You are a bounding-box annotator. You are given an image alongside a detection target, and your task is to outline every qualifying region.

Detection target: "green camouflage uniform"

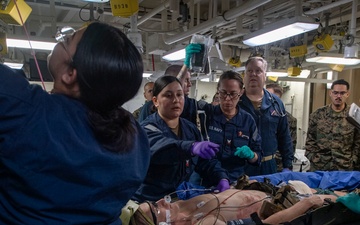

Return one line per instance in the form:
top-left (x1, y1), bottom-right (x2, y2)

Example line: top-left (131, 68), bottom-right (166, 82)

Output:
top-left (132, 105), bottom-right (144, 120)
top-left (276, 111), bottom-right (297, 171)
top-left (305, 104), bottom-right (360, 171)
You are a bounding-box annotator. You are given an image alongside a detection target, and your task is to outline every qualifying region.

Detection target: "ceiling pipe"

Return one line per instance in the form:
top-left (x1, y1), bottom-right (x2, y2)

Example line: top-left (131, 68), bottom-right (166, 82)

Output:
top-left (164, 0), bottom-right (271, 45)
top-left (305, 0), bottom-right (353, 15)
top-left (197, 1), bottom-right (200, 26)
top-left (349, 0), bottom-right (357, 36)
top-left (218, 0), bottom-right (293, 44)
top-left (26, 1), bottom-right (114, 16)
top-left (278, 77), bottom-right (335, 83)
top-left (49, 0), bottom-right (56, 36)
top-left (137, 0), bottom-right (170, 26)
top-left (138, 0), bottom-right (202, 26)
top-left (188, 0), bottom-right (194, 27)
top-left (343, 0), bottom-right (358, 58)
top-left (218, 31), bottom-right (248, 43)
top-left (221, 41), bottom-right (248, 48)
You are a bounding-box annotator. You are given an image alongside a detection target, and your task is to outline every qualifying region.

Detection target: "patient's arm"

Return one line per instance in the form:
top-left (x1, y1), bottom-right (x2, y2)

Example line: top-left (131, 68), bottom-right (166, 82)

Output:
top-left (195, 215), bottom-right (226, 225)
top-left (263, 195), bottom-right (323, 225)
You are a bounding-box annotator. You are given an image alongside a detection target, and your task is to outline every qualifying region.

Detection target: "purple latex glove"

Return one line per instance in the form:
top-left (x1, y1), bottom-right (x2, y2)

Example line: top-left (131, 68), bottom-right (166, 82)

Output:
top-left (191, 141), bottom-right (219, 159)
top-left (216, 179), bottom-right (230, 192)
top-left (282, 168), bottom-right (292, 173)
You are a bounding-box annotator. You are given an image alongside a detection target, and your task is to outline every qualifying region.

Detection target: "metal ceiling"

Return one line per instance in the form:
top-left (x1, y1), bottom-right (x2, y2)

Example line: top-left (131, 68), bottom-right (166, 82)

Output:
top-left (1, 0), bottom-right (359, 76)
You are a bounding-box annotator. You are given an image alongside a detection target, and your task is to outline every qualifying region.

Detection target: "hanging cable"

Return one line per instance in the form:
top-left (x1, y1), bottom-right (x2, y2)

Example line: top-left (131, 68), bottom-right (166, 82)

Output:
top-left (12, 0), bottom-right (46, 90)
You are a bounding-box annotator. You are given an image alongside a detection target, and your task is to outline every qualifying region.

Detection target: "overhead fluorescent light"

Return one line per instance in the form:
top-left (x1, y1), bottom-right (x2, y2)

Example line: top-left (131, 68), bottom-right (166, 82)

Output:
top-left (306, 52), bottom-right (360, 65)
top-left (200, 77), bottom-right (219, 82)
top-left (266, 69), bottom-right (288, 77)
top-left (234, 66), bottom-right (245, 72)
top-left (327, 71), bottom-right (333, 89)
top-left (3, 62), bottom-right (23, 69)
top-left (82, 0), bottom-right (109, 2)
top-left (143, 72), bottom-right (152, 78)
top-left (162, 48), bottom-right (185, 61)
top-left (7, 38), bottom-right (56, 51)
top-left (299, 69), bottom-right (311, 78)
top-left (243, 16), bottom-right (319, 46)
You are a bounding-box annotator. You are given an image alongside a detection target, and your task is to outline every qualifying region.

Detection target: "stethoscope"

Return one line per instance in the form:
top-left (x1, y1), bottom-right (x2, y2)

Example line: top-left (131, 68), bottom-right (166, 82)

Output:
top-left (265, 89), bottom-right (287, 118)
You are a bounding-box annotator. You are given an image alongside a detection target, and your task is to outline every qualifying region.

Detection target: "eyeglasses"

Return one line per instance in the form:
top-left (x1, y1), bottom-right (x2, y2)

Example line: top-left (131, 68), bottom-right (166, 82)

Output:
top-left (55, 26), bottom-right (75, 63)
top-left (331, 91), bottom-right (348, 96)
top-left (218, 91), bottom-right (241, 100)
top-left (55, 26), bottom-right (76, 42)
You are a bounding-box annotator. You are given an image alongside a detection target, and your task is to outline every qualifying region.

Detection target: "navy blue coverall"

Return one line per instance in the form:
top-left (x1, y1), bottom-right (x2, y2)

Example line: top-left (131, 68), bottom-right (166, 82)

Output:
top-left (196, 104), bottom-right (263, 186)
top-left (239, 89), bottom-right (293, 176)
top-left (132, 112), bottom-right (202, 202)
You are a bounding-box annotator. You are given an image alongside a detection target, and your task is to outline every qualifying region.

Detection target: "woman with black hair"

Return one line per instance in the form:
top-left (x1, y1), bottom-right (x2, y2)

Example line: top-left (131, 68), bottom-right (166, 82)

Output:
top-left (133, 76), bottom-right (219, 202)
top-left (0, 22), bottom-right (150, 224)
top-left (179, 45), bottom-right (263, 192)
top-left (195, 70), bottom-right (263, 192)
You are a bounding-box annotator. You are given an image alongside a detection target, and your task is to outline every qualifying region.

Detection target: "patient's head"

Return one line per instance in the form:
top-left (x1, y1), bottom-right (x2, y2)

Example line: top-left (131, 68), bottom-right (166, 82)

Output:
top-left (132, 199), bottom-right (173, 225)
top-left (131, 207), bottom-right (153, 225)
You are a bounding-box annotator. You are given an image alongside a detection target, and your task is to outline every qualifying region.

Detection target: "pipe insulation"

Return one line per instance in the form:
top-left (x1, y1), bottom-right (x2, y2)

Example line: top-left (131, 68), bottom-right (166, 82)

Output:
top-left (305, 0), bottom-right (353, 15)
top-left (163, 0), bottom-right (271, 45)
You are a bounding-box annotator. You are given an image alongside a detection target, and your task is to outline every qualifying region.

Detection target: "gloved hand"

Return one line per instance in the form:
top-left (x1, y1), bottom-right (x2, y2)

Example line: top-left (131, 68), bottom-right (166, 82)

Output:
top-left (216, 179), bottom-right (230, 192)
top-left (184, 43), bottom-right (202, 68)
top-left (234, 145), bottom-right (255, 159)
top-left (282, 168), bottom-right (292, 173)
top-left (191, 141), bottom-right (219, 159)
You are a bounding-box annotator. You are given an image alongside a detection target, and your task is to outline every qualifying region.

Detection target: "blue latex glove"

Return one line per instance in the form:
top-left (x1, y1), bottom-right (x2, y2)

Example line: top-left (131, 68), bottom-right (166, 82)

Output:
top-left (215, 179), bottom-right (230, 192)
top-left (191, 141), bottom-right (219, 159)
top-left (184, 43), bottom-right (202, 68)
top-left (234, 145), bottom-right (255, 159)
top-left (282, 168), bottom-right (292, 173)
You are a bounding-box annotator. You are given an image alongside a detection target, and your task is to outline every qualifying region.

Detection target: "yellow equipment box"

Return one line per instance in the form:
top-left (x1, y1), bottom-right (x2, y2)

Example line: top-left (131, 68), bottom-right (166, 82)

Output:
top-left (289, 45), bottom-right (307, 58)
top-left (313, 34), bottom-right (334, 52)
top-left (287, 67), bottom-right (301, 76)
top-left (111, 0), bottom-right (139, 17)
top-left (267, 76), bottom-right (279, 82)
top-left (228, 56), bottom-right (241, 67)
top-left (329, 64), bottom-right (344, 72)
top-left (0, 0), bottom-right (32, 25)
top-left (0, 32), bottom-right (7, 55)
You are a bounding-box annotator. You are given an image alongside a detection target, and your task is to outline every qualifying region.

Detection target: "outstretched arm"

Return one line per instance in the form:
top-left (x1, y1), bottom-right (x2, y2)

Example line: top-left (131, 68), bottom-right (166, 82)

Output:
top-left (263, 195), bottom-right (324, 225)
top-left (177, 44), bottom-right (202, 82)
top-left (177, 65), bottom-right (189, 84)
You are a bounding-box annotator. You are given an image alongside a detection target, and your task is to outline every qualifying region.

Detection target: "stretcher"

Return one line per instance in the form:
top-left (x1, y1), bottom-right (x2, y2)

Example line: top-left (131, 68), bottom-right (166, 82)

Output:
top-left (246, 171), bottom-right (360, 225)
top-left (249, 171), bottom-right (360, 191)
top-left (175, 171), bottom-right (360, 225)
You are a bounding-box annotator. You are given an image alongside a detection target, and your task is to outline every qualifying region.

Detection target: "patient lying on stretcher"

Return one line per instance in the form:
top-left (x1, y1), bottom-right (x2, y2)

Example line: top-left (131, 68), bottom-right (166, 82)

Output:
top-left (125, 185), bottom-right (343, 225)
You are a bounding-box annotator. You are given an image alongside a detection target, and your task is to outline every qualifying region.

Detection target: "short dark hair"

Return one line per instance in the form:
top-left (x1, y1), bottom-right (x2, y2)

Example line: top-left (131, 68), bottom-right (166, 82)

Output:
top-left (217, 70), bottom-right (244, 90)
top-left (266, 83), bottom-right (283, 97)
top-left (212, 92), bottom-right (219, 101)
top-left (144, 81), bottom-right (154, 90)
top-left (153, 75), bottom-right (182, 97)
top-left (164, 65), bottom-right (182, 77)
top-left (331, 79), bottom-right (349, 90)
